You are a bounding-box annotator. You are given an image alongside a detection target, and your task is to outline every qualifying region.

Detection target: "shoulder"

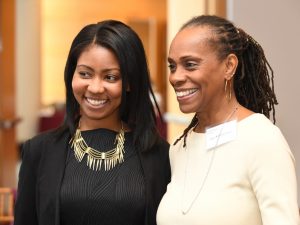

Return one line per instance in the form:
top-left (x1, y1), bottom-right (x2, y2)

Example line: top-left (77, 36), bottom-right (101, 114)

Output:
top-left (146, 137), bottom-right (170, 157)
top-left (21, 128), bottom-right (69, 163)
top-left (155, 137), bottom-right (170, 150)
top-left (239, 113), bottom-right (287, 141)
top-left (23, 128), bottom-right (68, 150)
top-left (140, 137), bottom-right (170, 164)
top-left (140, 137), bottom-right (171, 184)
top-left (238, 113), bottom-right (294, 161)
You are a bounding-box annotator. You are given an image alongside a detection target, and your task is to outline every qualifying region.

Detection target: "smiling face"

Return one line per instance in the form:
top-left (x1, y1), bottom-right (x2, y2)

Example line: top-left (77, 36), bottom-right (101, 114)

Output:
top-left (72, 44), bottom-right (122, 129)
top-left (168, 25), bottom-right (228, 115)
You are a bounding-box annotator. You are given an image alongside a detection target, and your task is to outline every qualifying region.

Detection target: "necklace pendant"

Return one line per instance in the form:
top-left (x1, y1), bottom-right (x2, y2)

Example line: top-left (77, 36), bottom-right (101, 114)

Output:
top-left (85, 147), bottom-right (90, 153)
top-left (70, 123), bottom-right (125, 171)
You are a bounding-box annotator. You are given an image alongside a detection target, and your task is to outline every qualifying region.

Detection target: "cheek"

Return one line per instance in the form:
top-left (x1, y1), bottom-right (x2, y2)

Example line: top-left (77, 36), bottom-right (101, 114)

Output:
top-left (168, 74), bottom-right (173, 85)
top-left (72, 76), bottom-right (83, 93)
top-left (169, 73), bottom-right (176, 86)
top-left (71, 76), bottom-right (83, 100)
top-left (113, 83), bottom-right (123, 99)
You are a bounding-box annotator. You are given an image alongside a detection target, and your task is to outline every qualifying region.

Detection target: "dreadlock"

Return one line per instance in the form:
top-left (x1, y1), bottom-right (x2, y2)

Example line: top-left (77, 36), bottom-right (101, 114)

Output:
top-left (173, 114), bottom-right (198, 147)
top-left (174, 15), bottom-right (278, 147)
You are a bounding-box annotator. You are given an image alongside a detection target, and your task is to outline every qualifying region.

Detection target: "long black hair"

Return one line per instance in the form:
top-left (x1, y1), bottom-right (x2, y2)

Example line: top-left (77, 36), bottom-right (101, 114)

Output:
top-left (173, 15), bottom-right (278, 147)
top-left (63, 20), bottom-right (162, 151)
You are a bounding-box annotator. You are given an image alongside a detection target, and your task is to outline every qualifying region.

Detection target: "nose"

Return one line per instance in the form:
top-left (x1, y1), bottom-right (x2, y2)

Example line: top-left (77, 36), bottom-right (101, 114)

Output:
top-left (87, 77), bottom-right (105, 93)
top-left (169, 68), bottom-right (186, 88)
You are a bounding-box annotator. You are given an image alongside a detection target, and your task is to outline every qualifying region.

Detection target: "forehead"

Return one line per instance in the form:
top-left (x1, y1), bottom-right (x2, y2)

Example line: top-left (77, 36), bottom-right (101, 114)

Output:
top-left (169, 26), bottom-right (215, 58)
top-left (78, 44), bottom-right (119, 64)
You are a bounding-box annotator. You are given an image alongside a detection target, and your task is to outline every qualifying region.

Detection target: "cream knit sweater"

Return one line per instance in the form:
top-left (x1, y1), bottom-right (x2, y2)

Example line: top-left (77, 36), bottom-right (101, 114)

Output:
top-left (157, 114), bottom-right (299, 225)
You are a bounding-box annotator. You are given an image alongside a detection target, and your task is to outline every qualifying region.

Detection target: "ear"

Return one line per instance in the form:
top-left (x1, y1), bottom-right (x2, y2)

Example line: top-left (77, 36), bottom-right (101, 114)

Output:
top-left (224, 53), bottom-right (238, 80)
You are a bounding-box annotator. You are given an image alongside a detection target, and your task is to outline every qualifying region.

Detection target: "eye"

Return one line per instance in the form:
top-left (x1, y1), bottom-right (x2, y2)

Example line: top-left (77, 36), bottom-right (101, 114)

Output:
top-left (78, 71), bottom-right (91, 78)
top-left (168, 63), bottom-right (176, 73)
top-left (105, 74), bottom-right (119, 82)
top-left (184, 61), bottom-right (197, 70)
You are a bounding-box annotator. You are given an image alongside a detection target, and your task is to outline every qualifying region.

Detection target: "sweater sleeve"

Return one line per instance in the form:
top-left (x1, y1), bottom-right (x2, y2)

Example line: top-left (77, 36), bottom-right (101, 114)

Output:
top-left (248, 126), bottom-right (299, 225)
top-left (14, 139), bottom-right (39, 225)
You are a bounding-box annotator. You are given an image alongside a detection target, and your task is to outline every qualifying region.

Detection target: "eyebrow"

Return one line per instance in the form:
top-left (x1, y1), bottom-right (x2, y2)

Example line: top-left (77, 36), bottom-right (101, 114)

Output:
top-left (168, 55), bottom-right (202, 63)
top-left (167, 57), bottom-right (174, 63)
top-left (76, 64), bottom-right (120, 73)
top-left (76, 64), bottom-right (94, 71)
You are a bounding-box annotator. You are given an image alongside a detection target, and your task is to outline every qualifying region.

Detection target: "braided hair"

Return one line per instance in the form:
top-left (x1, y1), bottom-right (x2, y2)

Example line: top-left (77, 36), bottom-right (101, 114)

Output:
top-left (173, 15), bottom-right (278, 147)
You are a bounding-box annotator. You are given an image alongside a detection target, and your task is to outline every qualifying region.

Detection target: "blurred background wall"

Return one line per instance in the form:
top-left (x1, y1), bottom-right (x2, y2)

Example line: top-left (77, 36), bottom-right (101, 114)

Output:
top-left (228, 0), bottom-right (300, 203)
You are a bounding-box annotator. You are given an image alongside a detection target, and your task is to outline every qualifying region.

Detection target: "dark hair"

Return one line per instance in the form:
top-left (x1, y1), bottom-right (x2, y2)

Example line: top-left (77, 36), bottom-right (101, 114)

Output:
top-left (174, 15), bottom-right (278, 147)
top-left (63, 20), bottom-right (162, 151)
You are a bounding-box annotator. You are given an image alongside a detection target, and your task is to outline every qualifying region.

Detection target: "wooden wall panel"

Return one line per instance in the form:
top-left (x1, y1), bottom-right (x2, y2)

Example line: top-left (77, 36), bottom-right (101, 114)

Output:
top-left (0, 0), bottom-right (18, 188)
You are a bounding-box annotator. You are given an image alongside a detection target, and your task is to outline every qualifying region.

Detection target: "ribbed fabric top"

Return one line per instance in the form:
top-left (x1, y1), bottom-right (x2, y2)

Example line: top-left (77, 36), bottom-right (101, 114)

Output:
top-left (60, 128), bottom-right (145, 225)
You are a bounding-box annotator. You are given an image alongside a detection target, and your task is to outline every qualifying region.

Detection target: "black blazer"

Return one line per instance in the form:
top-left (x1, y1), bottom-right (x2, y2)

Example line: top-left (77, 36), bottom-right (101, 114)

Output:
top-left (14, 128), bottom-right (170, 225)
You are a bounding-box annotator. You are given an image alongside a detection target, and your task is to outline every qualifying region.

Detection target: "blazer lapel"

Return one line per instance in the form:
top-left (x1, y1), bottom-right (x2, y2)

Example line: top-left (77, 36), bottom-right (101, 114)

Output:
top-left (37, 132), bottom-right (69, 225)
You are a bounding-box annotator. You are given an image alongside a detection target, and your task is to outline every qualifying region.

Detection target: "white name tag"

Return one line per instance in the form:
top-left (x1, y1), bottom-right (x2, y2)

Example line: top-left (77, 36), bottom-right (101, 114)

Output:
top-left (205, 120), bottom-right (237, 150)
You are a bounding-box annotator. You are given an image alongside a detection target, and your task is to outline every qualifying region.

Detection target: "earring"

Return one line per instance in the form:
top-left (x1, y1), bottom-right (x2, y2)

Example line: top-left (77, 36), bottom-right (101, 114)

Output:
top-left (224, 79), bottom-right (228, 93)
top-left (224, 79), bottom-right (232, 102)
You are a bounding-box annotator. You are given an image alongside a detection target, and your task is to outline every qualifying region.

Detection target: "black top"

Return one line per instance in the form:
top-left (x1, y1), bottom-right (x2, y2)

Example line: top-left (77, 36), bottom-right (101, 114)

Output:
top-left (60, 129), bottom-right (145, 225)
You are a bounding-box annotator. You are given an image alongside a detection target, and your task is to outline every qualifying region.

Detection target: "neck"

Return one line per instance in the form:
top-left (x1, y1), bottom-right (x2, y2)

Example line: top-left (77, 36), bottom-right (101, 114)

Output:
top-left (195, 100), bottom-right (239, 132)
top-left (79, 117), bottom-right (122, 132)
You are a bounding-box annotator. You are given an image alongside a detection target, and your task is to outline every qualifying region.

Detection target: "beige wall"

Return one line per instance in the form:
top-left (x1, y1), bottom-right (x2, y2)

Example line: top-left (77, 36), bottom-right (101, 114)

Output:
top-left (228, 0), bottom-right (300, 205)
top-left (16, 0), bottom-right (41, 142)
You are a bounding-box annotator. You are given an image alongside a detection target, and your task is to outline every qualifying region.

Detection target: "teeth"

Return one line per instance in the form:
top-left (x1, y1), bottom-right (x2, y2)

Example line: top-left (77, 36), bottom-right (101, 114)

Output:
top-left (176, 89), bottom-right (197, 97)
top-left (86, 98), bottom-right (107, 106)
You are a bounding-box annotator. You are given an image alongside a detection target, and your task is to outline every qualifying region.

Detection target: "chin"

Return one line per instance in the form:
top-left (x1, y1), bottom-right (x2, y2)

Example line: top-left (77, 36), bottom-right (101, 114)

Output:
top-left (179, 106), bottom-right (194, 114)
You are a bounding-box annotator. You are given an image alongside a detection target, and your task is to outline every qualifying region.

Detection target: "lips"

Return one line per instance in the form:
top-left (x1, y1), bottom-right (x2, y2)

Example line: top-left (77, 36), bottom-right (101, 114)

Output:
top-left (175, 88), bottom-right (198, 98)
top-left (85, 97), bottom-right (108, 106)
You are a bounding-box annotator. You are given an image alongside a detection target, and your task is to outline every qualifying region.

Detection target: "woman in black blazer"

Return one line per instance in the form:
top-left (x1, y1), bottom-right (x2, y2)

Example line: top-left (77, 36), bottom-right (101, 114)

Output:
top-left (14, 20), bottom-right (170, 225)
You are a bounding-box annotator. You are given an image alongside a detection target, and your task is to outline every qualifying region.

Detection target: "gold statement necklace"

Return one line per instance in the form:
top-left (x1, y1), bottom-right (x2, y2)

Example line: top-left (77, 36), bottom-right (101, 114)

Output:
top-left (70, 122), bottom-right (125, 171)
